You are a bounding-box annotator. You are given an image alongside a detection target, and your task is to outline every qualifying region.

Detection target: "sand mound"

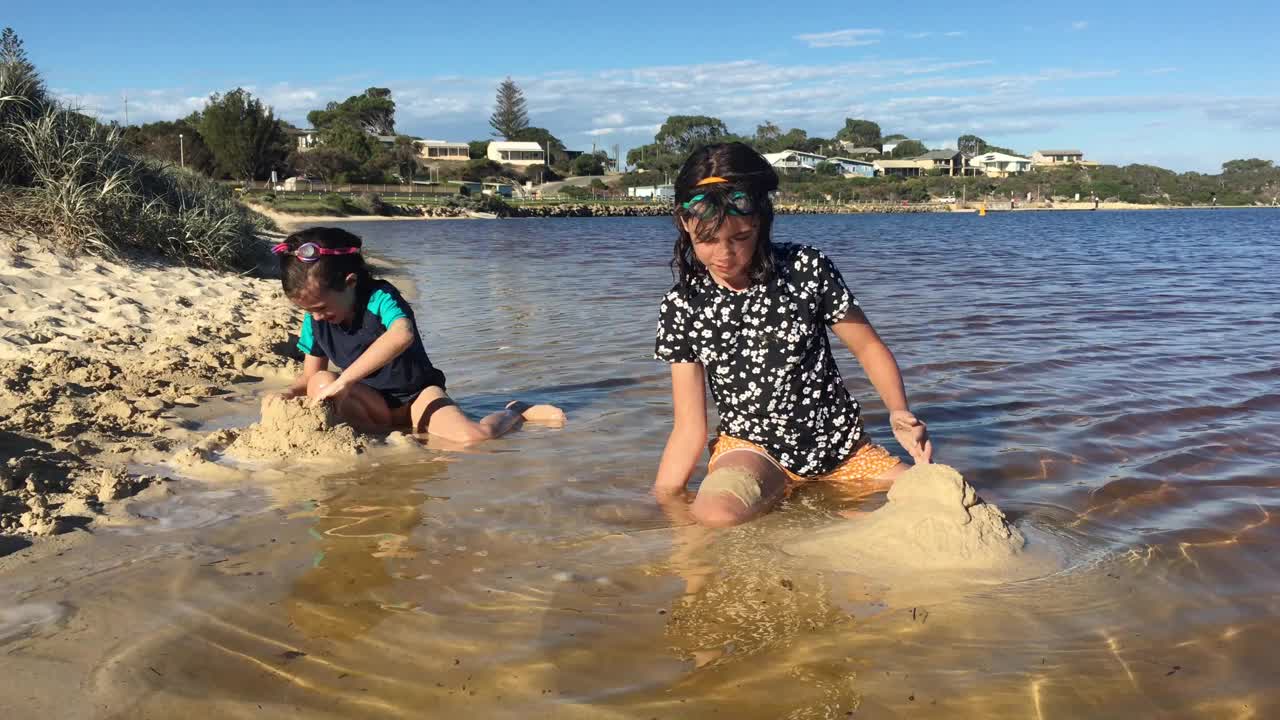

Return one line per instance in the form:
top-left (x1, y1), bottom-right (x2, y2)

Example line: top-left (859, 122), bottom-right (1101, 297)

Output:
top-left (0, 245), bottom-right (297, 543)
top-left (224, 396), bottom-right (366, 460)
top-left (783, 464), bottom-right (1029, 574)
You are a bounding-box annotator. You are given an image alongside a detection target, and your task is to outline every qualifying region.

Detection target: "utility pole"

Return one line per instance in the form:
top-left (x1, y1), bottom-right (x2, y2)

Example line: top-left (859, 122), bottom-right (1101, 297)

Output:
top-left (123, 93), bottom-right (128, 126)
top-left (179, 133), bottom-right (185, 168)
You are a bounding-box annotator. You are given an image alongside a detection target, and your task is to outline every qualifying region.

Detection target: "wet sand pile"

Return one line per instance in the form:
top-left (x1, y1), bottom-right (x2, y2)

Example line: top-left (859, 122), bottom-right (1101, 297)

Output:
top-left (178, 395), bottom-right (366, 465)
top-left (0, 246), bottom-right (297, 540)
top-left (783, 464), bottom-right (1031, 575)
top-left (229, 395), bottom-right (365, 459)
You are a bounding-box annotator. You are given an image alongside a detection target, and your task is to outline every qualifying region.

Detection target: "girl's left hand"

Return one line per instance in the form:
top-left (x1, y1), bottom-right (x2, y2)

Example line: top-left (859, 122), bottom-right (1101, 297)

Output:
top-left (890, 410), bottom-right (933, 464)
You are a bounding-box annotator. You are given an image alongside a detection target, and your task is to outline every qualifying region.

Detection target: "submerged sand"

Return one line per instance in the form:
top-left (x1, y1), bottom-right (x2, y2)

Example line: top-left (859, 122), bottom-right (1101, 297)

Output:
top-left (783, 464), bottom-right (1054, 582)
top-left (0, 245), bottom-right (297, 540)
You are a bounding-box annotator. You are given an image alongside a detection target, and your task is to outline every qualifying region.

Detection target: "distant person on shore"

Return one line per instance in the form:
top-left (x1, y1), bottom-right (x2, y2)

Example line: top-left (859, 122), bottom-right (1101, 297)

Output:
top-left (652, 142), bottom-right (932, 528)
top-left (269, 226), bottom-right (565, 441)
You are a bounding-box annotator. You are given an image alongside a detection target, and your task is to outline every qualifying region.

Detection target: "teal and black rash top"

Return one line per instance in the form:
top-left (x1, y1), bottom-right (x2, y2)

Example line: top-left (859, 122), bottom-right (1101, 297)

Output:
top-left (296, 280), bottom-right (446, 401)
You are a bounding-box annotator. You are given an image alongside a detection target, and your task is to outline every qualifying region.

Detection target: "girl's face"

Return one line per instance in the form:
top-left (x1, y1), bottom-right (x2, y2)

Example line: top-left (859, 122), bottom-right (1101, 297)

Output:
top-left (291, 273), bottom-right (358, 324)
top-left (681, 214), bottom-right (759, 290)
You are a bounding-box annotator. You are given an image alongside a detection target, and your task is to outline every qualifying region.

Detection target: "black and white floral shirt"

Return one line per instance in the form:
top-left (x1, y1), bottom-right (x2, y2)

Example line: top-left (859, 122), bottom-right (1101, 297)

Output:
top-left (655, 243), bottom-right (864, 476)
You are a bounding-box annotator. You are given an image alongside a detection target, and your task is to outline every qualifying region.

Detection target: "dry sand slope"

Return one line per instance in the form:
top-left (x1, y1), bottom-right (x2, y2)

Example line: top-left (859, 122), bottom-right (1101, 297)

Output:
top-left (0, 245), bottom-right (298, 541)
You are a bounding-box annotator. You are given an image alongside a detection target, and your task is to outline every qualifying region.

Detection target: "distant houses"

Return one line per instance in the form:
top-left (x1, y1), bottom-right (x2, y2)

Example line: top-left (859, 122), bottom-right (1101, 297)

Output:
top-left (762, 149), bottom-right (827, 172)
top-left (1031, 149), bottom-right (1098, 167)
top-left (760, 142), bottom-right (1096, 180)
top-left (873, 159), bottom-right (925, 178)
top-left (418, 140), bottom-right (470, 161)
top-left (914, 149), bottom-right (966, 176)
top-left (628, 184), bottom-right (675, 200)
top-left (487, 140), bottom-right (546, 166)
top-left (971, 151), bottom-right (1033, 177)
top-left (826, 157), bottom-right (876, 178)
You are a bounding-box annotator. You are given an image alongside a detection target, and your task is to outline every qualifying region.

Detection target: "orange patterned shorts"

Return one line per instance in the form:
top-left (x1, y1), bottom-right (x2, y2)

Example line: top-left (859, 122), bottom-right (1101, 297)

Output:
top-left (709, 435), bottom-right (902, 495)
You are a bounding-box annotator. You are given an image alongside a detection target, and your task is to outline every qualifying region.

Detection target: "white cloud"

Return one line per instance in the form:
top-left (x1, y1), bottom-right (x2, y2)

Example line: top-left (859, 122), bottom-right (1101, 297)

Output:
top-left (794, 29), bottom-right (883, 48)
top-left (944, 31), bottom-right (967, 37)
top-left (1145, 67), bottom-right (1179, 75)
top-left (1071, 20), bottom-right (1089, 31)
top-left (592, 111), bottom-right (626, 126)
top-left (906, 32), bottom-right (933, 39)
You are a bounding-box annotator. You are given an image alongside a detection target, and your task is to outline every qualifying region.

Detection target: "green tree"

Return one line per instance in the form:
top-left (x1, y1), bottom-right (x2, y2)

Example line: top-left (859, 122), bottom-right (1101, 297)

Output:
top-left (468, 140), bottom-right (488, 159)
top-left (571, 151), bottom-right (606, 176)
top-left (198, 88), bottom-right (289, 181)
top-left (489, 77), bottom-right (529, 139)
top-left (121, 119), bottom-right (217, 175)
top-left (835, 118), bottom-right (882, 149)
top-left (654, 115), bottom-right (729, 155)
top-left (390, 135), bottom-right (419, 182)
top-left (755, 121), bottom-right (782, 146)
top-left (957, 134), bottom-right (988, 156)
top-left (319, 121), bottom-right (378, 166)
top-left (883, 133), bottom-right (908, 143)
top-left (296, 146), bottom-right (360, 186)
top-left (307, 87), bottom-right (396, 135)
top-left (890, 140), bottom-right (928, 159)
top-left (1222, 158), bottom-right (1274, 174)
top-left (815, 161), bottom-right (841, 176)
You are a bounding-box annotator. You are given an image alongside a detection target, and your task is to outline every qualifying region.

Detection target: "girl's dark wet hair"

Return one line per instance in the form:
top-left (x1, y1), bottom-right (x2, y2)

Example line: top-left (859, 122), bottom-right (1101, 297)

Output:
top-left (672, 142), bottom-right (780, 289)
top-left (278, 226), bottom-right (374, 298)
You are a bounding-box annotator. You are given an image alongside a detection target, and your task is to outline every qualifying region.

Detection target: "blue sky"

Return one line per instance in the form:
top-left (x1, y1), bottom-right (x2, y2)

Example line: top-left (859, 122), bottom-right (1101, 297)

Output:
top-left (10, 0), bottom-right (1280, 172)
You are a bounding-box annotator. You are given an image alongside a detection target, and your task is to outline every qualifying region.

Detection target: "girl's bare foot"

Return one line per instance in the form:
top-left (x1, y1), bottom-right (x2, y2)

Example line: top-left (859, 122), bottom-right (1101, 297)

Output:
top-left (505, 401), bottom-right (566, 425)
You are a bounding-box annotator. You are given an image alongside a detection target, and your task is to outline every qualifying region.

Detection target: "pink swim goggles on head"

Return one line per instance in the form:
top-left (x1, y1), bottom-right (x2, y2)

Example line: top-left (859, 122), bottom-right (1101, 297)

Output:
top-left (271, 242), bottom-right (360, 263)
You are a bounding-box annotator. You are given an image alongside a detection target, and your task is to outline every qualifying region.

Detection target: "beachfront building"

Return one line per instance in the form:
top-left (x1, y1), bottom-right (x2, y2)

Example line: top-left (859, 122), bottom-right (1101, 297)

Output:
top-left (762, 149), bottom-right (828, 173)
top-left (915, 149), bottom-right (966, 176)
top-left (1031, 149), bottom-right (1098, 167)
top-left (826, 157), bottom-right (876, 178)
top-left (971, 151), bottom-right (1033, 178)
top-left (488, 141), bottom-right (546, 167)
top-left (874, 159), bottom-right (924, 178)
top-left (417, 140), bottom-right (470, 162)
top-left (628, 184), bottom-right (676, 200)
top-left (286, 127), bottom-right (321, 153)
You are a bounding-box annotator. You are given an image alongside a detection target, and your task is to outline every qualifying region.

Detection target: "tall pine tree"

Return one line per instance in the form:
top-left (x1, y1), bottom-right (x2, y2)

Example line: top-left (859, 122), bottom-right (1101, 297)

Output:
top-left (489, 77), bottom-right (529, 139)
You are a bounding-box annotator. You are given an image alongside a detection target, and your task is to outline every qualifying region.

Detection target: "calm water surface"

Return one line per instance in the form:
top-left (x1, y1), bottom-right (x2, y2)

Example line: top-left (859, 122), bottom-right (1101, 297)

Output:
top-left (3, 210), bottom-right (1279, 718)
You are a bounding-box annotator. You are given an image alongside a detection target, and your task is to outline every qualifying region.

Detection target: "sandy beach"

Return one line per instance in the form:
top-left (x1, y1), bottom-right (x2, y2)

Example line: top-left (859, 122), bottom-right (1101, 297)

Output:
top-left (0, 237), bottom-right (299, 556)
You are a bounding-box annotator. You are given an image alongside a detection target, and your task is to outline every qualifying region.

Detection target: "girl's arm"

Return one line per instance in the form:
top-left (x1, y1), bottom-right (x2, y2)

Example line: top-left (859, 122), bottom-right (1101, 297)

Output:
top-left (311, 318), bottom-right (415, 404)
top-left (283, 354), bottom-right (329, 398)
top-left (830, 308), bottom-right (933, 463)
top-left (654, 362), bottom-right (709, 499)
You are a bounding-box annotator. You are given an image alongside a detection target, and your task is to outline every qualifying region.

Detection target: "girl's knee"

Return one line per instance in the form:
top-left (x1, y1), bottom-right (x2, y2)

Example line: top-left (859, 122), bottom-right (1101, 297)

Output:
top-left (306, 371), bottom-right (339, 397)
top-left (692, 466), bottom-right (767, 528)
top-left (691, 501), bottom-right (751, 528)
top-left (461, 424), bottom-right (498, 444)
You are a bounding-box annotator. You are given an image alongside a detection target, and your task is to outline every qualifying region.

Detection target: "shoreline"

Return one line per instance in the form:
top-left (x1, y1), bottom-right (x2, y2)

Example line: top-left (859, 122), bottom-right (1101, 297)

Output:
top-left (250, 201), bottom-right (1273, 224)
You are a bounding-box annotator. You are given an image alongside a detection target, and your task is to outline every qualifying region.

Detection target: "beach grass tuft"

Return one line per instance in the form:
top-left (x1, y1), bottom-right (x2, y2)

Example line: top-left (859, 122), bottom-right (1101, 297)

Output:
top-left (0, 29), bottom-right (273, 271)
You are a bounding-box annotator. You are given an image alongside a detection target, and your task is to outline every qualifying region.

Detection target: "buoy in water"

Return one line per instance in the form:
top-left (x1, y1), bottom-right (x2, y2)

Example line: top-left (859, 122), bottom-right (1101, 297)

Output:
top-left (979, 203), bottom-right (987, 216)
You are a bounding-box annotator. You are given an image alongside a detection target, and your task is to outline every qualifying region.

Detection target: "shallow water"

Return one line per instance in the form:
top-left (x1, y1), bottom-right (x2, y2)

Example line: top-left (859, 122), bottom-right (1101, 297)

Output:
top-left (3, 210), bottom-right (1280, 718)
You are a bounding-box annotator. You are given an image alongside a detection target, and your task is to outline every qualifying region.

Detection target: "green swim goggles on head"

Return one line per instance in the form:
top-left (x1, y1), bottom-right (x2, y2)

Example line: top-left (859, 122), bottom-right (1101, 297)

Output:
top-left (680, 189), bottom-right (757, 219)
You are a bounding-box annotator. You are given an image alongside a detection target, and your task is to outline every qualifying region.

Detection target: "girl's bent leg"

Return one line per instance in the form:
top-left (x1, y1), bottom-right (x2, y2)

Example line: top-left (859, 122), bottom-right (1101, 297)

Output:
top-left (306, 371), bottom-right (394, 432)
top-left (411, 387), bottom-right (521, 444)
top-left (690, 450), bottom-right (789, 528)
